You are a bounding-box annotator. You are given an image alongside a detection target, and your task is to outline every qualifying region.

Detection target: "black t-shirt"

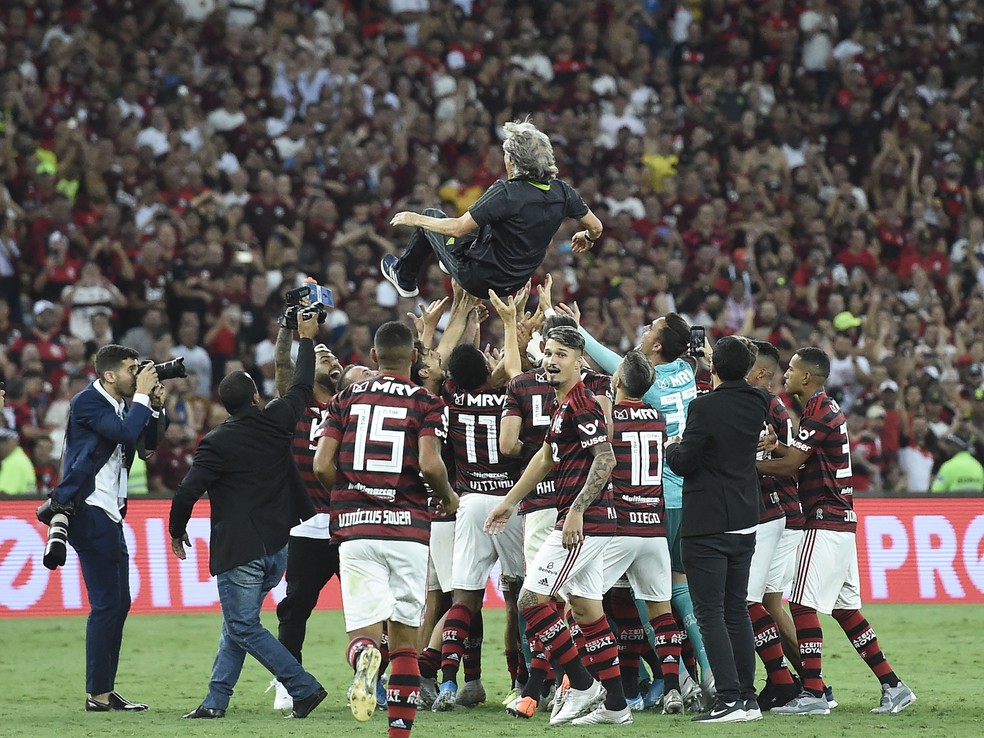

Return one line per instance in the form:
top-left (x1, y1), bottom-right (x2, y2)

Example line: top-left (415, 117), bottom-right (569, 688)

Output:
top-left (466, 178), bottom-right (588, 287)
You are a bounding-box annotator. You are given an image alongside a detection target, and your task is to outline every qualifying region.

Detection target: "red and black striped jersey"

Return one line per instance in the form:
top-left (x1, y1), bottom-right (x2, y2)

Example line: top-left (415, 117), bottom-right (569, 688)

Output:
top-left (610, 400), bottom-right (667, 538)
top-left (441, 379), bottom-right (521, 496)
top-left (757, 393), bottom-right (800, 526)
top-left (502, 367), bottom-right (611, 514)
top-left (294, 401), bottom-right (331, 513)
top-left (428, 406), bottom-right (456, 522)
top-left (546, 381), bottom-right (616, 536)
top-left (789, 391), bottom-right (857, 533)
top-left (319, 373), bottom-right (446, 545)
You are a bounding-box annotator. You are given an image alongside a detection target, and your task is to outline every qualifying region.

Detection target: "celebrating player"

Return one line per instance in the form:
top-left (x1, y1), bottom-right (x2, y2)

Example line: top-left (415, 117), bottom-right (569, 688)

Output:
top-left (266, 333), bottom-right (346, 711)
top-left (313, 322), bottom-right (459, 738)
top-left (431, 290), bottom-right (525, 711)
top-left (757, 347), bottom-right (916, 715)
top-left (556, 300), bottom-right (710, 708)
top-left (486, 327), bottom-right (629, 727)
top-left (743, 340), bottom-right (802, 710)
top-left (601, 351), bottom-right (684, 713)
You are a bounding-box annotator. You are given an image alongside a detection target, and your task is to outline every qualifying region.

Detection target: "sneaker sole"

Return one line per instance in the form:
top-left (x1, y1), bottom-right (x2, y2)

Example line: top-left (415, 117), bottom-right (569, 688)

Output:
top-left (773, 707), bottom-right (830, 716)
top-left (572, 712), bottom-right (634, 726)
top-left (506, 706), bottom-right (536, 719)
top-left (662, 700), bottom-right (684, 714)
top-left (871, 693), bottom-right (917, 714)
top-left (350, 647), bottom-right (382, 722)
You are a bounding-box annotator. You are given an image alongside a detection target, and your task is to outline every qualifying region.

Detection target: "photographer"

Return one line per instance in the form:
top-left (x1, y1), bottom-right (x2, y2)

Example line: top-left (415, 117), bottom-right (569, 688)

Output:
top-left (46, 344), bottom-right (165, 712)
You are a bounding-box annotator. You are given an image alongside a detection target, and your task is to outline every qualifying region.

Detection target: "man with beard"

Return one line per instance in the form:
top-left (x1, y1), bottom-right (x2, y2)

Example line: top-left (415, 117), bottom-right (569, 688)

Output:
top-left (266, 320), bottom-right (348, 711)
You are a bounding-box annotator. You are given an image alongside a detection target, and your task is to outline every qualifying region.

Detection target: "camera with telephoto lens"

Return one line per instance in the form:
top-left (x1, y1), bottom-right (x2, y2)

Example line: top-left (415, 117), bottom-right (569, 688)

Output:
top-left (36, 499), bottom-right (73, 570)
top-left (280, 279), bottom-right (334, 329)
top-left (141, 356), bottom-right (187, 380)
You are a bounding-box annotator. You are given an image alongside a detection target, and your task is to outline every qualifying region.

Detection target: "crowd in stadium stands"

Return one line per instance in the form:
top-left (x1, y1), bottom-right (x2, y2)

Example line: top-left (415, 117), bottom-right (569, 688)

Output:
top-left (0, 0), bottom-right (982, 496)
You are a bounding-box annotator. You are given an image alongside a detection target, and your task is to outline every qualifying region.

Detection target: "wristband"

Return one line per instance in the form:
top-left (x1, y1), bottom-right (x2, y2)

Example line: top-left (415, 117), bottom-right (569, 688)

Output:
top-left (585, 231), bottom-right (598, 242)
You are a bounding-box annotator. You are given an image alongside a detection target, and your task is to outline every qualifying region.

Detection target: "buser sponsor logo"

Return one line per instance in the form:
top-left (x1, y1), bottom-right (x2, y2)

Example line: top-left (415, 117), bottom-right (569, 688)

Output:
top-left (578, 421), bottom-right (598, 435)
top-left (581, 435), bottom-right (607, 448)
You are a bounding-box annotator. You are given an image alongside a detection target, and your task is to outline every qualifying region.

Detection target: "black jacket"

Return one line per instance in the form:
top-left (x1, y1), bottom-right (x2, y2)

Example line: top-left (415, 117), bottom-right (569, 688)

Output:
top-left (169, 338), bottom-right (317, 575)
top-left (665, 379), bottom-right (769, 537)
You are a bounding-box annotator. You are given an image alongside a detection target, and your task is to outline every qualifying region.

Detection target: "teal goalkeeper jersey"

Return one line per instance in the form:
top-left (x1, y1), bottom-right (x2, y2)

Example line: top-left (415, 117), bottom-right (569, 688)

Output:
top-left (579, 327), bottom-right (696, 509)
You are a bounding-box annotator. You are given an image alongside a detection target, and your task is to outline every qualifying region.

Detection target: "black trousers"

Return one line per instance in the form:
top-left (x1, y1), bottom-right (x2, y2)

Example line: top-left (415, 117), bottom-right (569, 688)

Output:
top-left (276, 536), bottom-right (340, 663)
top-left (397, 208), bottom-right (523, 297)
top-left (681, 532), bottom-right (757, 703)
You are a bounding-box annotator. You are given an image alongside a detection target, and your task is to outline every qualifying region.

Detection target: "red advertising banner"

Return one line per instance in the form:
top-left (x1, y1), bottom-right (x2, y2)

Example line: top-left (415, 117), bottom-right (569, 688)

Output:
top-left (1, 498), bottom-right (982, 617)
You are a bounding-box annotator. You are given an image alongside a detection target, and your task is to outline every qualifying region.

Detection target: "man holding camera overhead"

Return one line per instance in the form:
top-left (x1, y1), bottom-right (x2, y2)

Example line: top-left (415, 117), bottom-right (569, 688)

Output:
top-left (169, 310), bottom-right (327, 720)
top-left (46, 344), bottom-right (165, 712)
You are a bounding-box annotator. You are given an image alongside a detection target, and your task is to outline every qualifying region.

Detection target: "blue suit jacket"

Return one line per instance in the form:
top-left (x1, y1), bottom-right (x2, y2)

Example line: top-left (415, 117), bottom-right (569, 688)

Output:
top-left (51, 383), bottom-right (160, 508)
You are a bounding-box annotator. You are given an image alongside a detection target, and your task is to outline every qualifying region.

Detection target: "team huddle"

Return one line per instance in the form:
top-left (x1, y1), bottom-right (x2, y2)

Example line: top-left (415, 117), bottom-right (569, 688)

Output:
top-left (270, 275), bottom-right (915, 736)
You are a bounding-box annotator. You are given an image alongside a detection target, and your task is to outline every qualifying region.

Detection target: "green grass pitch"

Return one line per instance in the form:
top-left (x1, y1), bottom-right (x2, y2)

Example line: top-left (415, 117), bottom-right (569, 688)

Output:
top-left (1, 605), bottom-right (981, 737)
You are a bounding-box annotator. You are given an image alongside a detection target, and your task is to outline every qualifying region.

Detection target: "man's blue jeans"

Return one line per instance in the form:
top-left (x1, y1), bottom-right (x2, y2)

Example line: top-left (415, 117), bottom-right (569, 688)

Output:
top-left (203, 547), bottom-right (321, 710)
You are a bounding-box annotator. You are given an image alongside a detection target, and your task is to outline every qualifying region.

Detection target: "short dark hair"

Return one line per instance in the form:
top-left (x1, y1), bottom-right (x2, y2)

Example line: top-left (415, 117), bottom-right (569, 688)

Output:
top-left (95, 344), bottom-right (138, 377)
top-left (658, 313), bottom-right (690, 361)
top-left (543, 313), bottom-right (577, 334)
top-left (374, 321), bottom-right (414, 365)
top-left (218, 370), bottom-right (257, 414)
top-left (795, 346), bottom-right (831, 378)
top-left (712, 335), bottom-right (755, 381)
top-left (337, 364), bottom-right (366, 392)
top-left (447, 344), bottom-right (489, 391)
top-left (618, 350), bottom-right (655, 399)
top-left (545, 326), bottom-right (585, 353)
top-left (752, 340), bottom-right (780, 367)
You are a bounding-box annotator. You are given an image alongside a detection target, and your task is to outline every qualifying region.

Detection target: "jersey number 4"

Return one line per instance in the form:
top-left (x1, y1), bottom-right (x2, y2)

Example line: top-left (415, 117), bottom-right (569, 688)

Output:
top-left (350, 404), bottom-right (407, 473)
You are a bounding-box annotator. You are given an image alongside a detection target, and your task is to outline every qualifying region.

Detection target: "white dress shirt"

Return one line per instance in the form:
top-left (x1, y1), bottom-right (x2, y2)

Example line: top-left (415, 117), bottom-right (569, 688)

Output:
top-left (85, 382), bottom-right (153, 523)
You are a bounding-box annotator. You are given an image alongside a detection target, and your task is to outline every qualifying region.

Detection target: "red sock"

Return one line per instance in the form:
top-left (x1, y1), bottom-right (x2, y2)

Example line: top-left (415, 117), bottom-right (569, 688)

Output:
top-left (347, 636), bottom-right (377, 671)
top-left (418, 647), bottom-right (440, 680)
top-left (604, 590), bottom-right (647, 695)
top-left (580, 616), bottom-right (626, 710)
top-left (748, 602), bottom-right (795, 686)
top-left (650, 612), bottom-right (682, 692)
top-left (790, 603), bottom-right (825, 696)
top-left (832, 609), bottom-right (899, 686)
top-left (440, 603), bottom-right (472, 683)
top-left (522, 602), bottom-right (591, 690)
top-left (387, 649), bottom-right (419, 738)
top-left (569, 618), bottom-right (586, 656)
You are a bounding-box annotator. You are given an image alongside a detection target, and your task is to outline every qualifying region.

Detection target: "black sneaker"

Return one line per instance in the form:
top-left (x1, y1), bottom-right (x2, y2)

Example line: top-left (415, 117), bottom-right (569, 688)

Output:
top-left (289, 687), bottom-right (328, 719)
top-left (759, 681), bottom-right (801, 711)
top-left (381, 254), bottom-right (419, 298)
top-left (744, 698), bottom-right (762, 721)
top-left (691, 700), bottom-right (747, 723)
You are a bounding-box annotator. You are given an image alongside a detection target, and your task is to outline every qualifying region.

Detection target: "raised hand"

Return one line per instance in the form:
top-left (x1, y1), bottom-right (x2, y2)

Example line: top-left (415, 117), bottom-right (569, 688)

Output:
top-left (536, 273), bottom-right (554, 312)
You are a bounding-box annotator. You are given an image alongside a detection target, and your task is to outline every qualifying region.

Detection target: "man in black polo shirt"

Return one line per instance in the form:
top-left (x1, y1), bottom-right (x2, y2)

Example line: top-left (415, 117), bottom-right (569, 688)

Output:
top-left (382, 120), bottom-right (603, 298)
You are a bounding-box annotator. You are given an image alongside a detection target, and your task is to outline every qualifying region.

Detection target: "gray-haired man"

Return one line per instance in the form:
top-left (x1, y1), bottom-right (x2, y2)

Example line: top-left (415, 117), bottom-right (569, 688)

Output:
top-left (383, 120), bottom-right (602, 298)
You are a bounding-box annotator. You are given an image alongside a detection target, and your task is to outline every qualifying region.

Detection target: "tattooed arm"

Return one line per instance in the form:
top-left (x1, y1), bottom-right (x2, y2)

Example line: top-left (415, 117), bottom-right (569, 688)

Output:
top-left (273, 326), bottom-right (294, 398)
top-left (561, 441), bottom-right (615, 549)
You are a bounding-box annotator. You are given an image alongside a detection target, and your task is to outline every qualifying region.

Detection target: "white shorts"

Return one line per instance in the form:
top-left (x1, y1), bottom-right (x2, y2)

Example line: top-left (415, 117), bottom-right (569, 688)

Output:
top-left (525, 530), bottom-right (607, 601)
top-left (339, 538), bottom-right (428, 631)
top-left (427, 520), bottom-right (455, 593)
top-left (747, 517), bottom-right (786, 603)
top-left (452, 494), bottom-right (524, 590)
top-left (789, 528), bottom-right (862, 615)
top-left (771, 526), bottom-right (803, 594)
top-left (601, 536), bottom-right (671, 602)
top-left (523, 507), bottom-right (558, 570)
